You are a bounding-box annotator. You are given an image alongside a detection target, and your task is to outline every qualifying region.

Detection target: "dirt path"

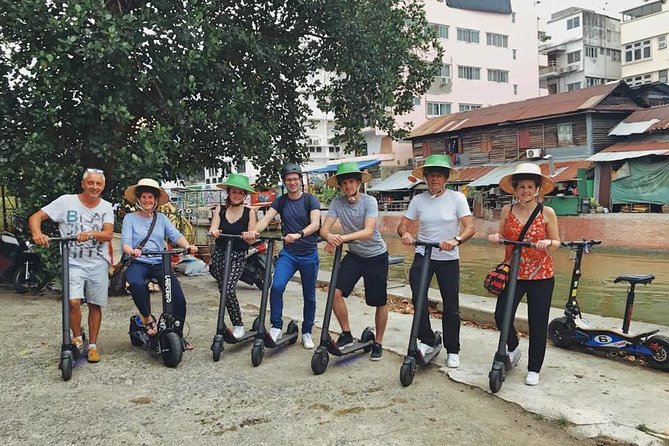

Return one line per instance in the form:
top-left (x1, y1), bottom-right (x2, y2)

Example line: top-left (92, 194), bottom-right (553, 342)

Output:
top-left (0, 280), bottom-right (621, 446)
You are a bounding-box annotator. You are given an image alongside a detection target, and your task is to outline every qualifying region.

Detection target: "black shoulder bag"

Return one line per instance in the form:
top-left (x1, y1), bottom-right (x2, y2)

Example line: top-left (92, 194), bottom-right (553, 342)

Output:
top-left (109, 212), bottom-right (158, 296)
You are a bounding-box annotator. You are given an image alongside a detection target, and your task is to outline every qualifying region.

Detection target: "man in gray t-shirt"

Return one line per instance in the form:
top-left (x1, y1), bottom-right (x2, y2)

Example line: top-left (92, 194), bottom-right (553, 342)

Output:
top-left (29, 169), bottom-right (114, 363)
top-left (320, 162), bottom-right (389, 361)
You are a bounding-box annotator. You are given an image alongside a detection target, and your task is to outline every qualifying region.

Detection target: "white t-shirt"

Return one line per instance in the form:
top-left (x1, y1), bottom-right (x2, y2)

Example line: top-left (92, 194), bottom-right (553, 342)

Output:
top-left (404, 190), bottom-right (471, 261)
top-left (42, 194), bottom-right (114, 268)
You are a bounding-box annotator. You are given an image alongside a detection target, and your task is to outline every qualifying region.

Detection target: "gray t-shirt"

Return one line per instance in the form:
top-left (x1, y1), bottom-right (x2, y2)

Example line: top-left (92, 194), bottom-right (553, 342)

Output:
top-left (42, 194), bottom-right (114, 268)
top-left (327, 194), bottom-right (386, 258)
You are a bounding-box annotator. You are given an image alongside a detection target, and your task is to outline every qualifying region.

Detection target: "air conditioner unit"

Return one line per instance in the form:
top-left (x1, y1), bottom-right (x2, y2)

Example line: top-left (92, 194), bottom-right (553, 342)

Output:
top-left (558, 67), bottom-right (565, 73)
top-left (526, 148), bottom-right (542, 159)
top-left (568, 65), bottom-right (576, 71)
top-left (440, 76), bottom-right (451, 85)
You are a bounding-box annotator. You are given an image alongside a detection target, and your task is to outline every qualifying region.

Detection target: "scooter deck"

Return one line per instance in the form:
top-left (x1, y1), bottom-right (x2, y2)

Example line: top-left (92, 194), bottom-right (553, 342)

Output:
top-left (263, 331), bottom-right (299, 348)
top-left (222, 329), bottom-right (257, 344)
top-left (411, 343), bottom-right (443, 366)
top-left (327, 340), bottom-right (374, 357)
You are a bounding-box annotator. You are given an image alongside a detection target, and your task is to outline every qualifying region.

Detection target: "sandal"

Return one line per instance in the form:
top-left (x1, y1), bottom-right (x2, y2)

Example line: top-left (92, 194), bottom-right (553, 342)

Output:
top-left (183, 338), bottom-right (194, 351)
top-left (144, 316), bottom-right (158, 337)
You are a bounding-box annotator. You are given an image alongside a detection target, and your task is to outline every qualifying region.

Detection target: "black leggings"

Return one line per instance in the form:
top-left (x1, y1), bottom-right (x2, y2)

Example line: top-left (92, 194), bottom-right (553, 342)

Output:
top-left (494, 278), bottom-right (554, 373)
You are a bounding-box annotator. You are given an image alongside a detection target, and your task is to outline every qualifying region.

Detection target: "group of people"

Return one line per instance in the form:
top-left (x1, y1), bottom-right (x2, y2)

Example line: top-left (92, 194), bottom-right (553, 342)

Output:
top-left (29, 156), bottom-right (560, 386)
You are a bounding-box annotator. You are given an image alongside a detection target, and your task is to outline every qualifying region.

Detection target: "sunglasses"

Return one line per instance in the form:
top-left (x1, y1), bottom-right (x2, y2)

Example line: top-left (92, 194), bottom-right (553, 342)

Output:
top-left (85, 168), bottom-right (104, 174)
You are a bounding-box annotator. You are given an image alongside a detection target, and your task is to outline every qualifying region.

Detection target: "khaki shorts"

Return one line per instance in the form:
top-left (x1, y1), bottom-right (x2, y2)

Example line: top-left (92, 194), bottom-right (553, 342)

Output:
top-left (69, 264), bottom-right (109, 306)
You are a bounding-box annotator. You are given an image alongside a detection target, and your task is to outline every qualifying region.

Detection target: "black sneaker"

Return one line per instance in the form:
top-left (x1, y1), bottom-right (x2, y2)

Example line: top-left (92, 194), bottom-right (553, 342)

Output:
top-left (335, 332), bottom-right (354, 349)
top-left (370, 343), bottom-right (383, 361)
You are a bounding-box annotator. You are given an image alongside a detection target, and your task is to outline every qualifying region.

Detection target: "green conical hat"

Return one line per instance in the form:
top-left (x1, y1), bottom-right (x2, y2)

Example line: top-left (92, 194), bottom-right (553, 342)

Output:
top-left (411, 154), bottom-right (460, 181)
top-left (325, 161), bottom-right (373, 188)
top-left (216, 173), bottom-right (255, 193)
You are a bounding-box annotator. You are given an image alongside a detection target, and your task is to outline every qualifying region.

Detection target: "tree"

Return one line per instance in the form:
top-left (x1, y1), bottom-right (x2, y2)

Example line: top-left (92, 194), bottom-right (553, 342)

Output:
top-left (0, 0), bottom-right (441, 209)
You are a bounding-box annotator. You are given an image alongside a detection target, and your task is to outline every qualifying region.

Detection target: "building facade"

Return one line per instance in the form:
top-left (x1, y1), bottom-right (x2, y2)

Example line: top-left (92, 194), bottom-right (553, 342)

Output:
top-left (539, 7), bottom-right (621, 94)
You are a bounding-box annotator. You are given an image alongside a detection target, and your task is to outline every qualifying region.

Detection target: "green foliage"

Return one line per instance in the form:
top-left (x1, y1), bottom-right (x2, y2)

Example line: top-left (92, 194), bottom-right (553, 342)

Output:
top-left (0, 0), bottom-right (440, 211)
top-left (313, 183), bottom-right (340, 206)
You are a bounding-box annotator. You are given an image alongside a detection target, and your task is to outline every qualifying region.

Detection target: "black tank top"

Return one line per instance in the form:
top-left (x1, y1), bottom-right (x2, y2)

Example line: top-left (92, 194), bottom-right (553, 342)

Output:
top-left (215, 206), bottom-right (250, 252)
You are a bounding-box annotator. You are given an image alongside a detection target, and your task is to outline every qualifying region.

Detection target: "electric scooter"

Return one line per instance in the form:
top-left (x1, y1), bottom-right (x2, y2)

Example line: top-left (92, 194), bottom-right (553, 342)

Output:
top-left (311, 244), bottom-right (375, 375)
top-left (52, 237), bottom-right (87, 381)
top-left (548, 240), bottom-right (669, 371)
top-left (399, 241), bottom-right (443, 387)
top-left (128, 249), bottom-right (189, 368)
top-left (0, 216), bottom-right (47, 293)
top-left (239, 240), bottom-right (268, 290)
top-left (250, 235), bottom-right (299, 367)
top-left (489, 239), bottom-right (535, 393)
top-left (210, 234), bottom-right (260, 362)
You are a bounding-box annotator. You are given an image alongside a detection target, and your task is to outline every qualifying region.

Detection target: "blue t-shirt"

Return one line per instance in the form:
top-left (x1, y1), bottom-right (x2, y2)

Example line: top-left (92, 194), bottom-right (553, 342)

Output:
top-left (121, 212), bottom-right (183, 265)
top-left (271, 193), bottom-right (320, 256)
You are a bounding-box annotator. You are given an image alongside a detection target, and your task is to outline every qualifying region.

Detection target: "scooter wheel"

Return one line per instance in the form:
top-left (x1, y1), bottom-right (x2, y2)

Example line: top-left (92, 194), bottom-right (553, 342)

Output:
top-left (251, 344), bottom-right (265, 367)
top-left (489, 367), bottom-right (504, 393)
top-left (13, 264), bottom-right (48, 294)
top-left (161, 332), bottom-right (183, 368)
top-left (287, 320), bottom-right (299, 345)
top-left (400, 356), bottom-right (416, 387)
top-left (60, 356), bottom-right (73, 381)
top-left (645, 335), bottom-right (669, 371)
top-left (212, 340), bottom-right (223, 362)
top-left (548, 317), bottom-right (574, 348)
top-left (311, 349), bottom-right (329, 375)
top-left (361, 327), bottom-right (375, 352)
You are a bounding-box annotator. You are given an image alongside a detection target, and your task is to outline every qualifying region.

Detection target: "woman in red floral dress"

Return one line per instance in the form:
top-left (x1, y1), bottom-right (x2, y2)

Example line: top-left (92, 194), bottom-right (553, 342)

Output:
top-left (488, 163), bottom-right (560, 386)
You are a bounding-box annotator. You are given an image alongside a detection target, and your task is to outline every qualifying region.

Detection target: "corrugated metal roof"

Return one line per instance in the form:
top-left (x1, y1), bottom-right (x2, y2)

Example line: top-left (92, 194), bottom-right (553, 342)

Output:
top-left (588, 140), bottom-right (669, 161)
top-left (410, 81), bottom-right (641, 138)
top-left (368, 170), bottom-right (422, 192)
top-left (608, 104), bottom-right (669, 135)
top-left (452, 165), bottom-right (496, 183)
top-left (468, 160), bottom-right (590, 187)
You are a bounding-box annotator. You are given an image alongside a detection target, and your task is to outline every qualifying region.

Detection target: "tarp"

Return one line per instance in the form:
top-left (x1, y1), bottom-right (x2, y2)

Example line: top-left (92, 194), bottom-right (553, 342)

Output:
top-left (446, 0), bottom-right (512, 14)
top-left (305, 159), bottom-right (381, 173)
top-left (368, 170), bottom-right (422, 192)
top-left (611, 158), bottom-right (669, 205)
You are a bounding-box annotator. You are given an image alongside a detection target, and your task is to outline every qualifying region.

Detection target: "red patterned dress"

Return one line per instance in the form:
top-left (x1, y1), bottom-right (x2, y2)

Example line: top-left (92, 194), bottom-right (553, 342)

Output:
top-left (503, 210), bottom-right (554, 280)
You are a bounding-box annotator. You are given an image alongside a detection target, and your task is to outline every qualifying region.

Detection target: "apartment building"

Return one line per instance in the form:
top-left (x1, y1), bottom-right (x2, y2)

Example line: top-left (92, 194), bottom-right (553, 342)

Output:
top-left (621, 0), bottom-right (669, 86)
top-left (539, 7), bottom-right (621, 94)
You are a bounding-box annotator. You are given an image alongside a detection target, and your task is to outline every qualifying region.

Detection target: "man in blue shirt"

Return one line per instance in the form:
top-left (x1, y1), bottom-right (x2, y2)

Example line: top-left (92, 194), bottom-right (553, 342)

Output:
top-left (243, 164), bottom-right (321, 349)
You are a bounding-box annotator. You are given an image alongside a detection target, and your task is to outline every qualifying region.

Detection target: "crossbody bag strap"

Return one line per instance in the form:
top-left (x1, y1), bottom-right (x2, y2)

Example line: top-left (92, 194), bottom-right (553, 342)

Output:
top-left (503, 203), bottom-right (542, 263)
top-left (122, 212), bottom-right (158, 267)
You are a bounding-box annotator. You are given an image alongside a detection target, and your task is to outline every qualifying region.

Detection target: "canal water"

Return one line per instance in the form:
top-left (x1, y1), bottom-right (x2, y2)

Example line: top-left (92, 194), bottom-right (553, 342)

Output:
top-left (317, 237), bottom-right (669, 327)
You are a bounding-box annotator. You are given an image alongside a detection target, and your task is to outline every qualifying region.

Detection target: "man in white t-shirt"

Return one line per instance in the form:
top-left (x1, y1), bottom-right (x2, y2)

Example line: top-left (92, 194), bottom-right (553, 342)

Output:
top-left (29, 169), bottom-right (114, 363)
top-left (397, 155), bottom-right (475, 369)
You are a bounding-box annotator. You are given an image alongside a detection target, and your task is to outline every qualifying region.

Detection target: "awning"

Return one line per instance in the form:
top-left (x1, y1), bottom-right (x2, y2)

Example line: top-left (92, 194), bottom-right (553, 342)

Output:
top-left (368, 170), bottom-right (422, 192)
top-left (468, 160), bottom-right (590, 188)
top-left (468, 165), bottom-right (517, 188)
top-left (588, 140), bottom-right (669, 162)
top-left (305, 159), bottom-right (381, 173)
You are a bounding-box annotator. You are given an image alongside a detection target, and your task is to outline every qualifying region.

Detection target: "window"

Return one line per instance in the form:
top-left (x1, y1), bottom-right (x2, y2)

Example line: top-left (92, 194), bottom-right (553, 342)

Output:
top-left (427, 102), bottom-right (451, 116)
top-left (567, 16), bottom-right (580, 29)
top-left (611, 50), bottom-right (621, 61)
top-left (624, 39), bottom-right (651, 62)
top-left (236, 161), bottom-right (246, 173)
top-left (413, 97), bottom-right (422, 106)
top-left (625, 73), bottom-right (653, 86)
top-left (659, 70), bottom-right (668, 83)
top-left (458, 65), bottom-right (481, 80)
top-left (457, 28), bottom-right (480, 44)
top-left (586, 77), bottom-right (605, 87)
top-left (513, 49), bottom-right (517, 60)
top-left (567, 82), bottom-right (581, 91)
top-left (585, 46), bottom-right (598, 58)
top-left (512, 12), bottom-right (516, 23)
top-left (486, 32), bottom-right (509, 48)
top-left (459, 103), bottom-right (482, 112)
top-left (567, 50), bottom-right (581, 64)
top-left (439, 63), bottom-right (451, 78)
top-left (557, 123), bottom-right (573, 145)
top-left (487, 69), bottom-right (509, 83)
top-left (659, 35), bottom-right (667, 50)
top-left (429, 23), bottom-right (449, 39)
top-left (513, 84), bottom-right (518, 95)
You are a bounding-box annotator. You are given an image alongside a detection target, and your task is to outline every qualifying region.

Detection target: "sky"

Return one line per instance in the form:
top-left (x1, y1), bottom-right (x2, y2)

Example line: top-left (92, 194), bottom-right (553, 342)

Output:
top-left (536, 0), bottom-right (649, 20)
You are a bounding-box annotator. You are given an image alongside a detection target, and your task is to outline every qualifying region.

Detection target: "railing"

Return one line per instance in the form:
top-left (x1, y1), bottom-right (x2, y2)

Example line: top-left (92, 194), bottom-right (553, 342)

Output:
top-left (378, 200), bottom-right (410, 212)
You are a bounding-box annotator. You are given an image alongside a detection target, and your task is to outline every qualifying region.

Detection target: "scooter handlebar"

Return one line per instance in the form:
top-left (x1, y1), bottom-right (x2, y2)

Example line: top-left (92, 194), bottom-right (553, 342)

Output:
top-left (48, 236), bottom-right (79, 242)
top-left (561, 239), bottom-right (601, 248)
top-left (497, 239), bottom-right (537, 248)
top-left (141, 248), bottom-right (192, 256)
top-left (414, 240), bottom-right (441, 248)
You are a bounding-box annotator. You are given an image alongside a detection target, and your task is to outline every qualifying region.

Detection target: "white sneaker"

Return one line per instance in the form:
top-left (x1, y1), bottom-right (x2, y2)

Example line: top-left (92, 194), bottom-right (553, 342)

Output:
top-left (232, 325), bottom-right (245, 339)
top-left (446, 353), bottom-right (460, 368)
top-left (302, 333), bottom-right (314, 349)
top-left (506, 347), bottom-right (521, 370)
top-left (525, 371), bottom-right (540, 386)
top-left (269, 327), bottom-right (282, 343)
top-left (417, 341), bottom-right (434, 357)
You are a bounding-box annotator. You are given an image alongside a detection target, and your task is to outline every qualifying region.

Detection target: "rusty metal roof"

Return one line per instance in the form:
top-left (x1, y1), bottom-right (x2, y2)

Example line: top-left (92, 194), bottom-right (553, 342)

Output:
top-left (611, 104), bottom-right (669, 134)
top-left (541, 160), bottom-right (592, 183)
top-left (452, 165), bottom-right (496, 183)
top-left (411, 81), bottom-right (642, 138)
top-left (588, 140), bottom-right (669, 161)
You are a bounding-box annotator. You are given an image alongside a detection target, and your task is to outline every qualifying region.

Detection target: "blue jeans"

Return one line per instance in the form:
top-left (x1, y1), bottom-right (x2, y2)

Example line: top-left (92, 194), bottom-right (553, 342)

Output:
top-left (270, 249), bottom-right (319, 334)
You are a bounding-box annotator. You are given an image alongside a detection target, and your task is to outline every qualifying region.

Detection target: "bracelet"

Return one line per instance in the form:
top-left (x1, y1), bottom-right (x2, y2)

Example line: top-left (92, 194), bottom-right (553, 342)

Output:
top-left (298, 230), bottom-right (305, 238)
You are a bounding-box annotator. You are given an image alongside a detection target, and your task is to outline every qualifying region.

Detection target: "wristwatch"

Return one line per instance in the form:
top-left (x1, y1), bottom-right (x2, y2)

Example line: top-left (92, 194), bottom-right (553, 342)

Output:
top-left (298, 230), bottom-right (305, 238)
top-left (453, 236), bottom-right (462, 245)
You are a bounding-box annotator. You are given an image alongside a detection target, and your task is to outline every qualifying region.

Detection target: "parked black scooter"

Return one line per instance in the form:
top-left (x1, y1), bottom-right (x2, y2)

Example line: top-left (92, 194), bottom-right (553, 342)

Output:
top-left (51, 237), bottom-right (87, 381)
top-left (239, 240), bottom-right (267, 290)
top-left (0, 216), bottom-right (47, 293)
top-left (128, 249), bottom-right (189, 368)
top-left (210, 234), bottom-right (260, 362)
top-left (489, 239), bottom-right (535, 393)
top-left (251, 235), bottom-right (299, 367)
top-left (399, 241), bottom-right (443, 387)
top-left (311, 244), bottom-right (375, 375)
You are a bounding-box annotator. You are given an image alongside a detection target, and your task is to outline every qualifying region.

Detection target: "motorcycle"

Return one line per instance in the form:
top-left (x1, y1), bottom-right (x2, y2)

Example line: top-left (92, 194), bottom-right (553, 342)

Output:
top-left (239, 240), bottom-right (268, 290)
top-left (0, 216), bottom-right (48, 293)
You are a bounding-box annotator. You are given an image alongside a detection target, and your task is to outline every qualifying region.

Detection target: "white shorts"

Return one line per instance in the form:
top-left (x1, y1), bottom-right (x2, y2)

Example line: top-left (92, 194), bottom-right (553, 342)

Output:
top-left (69, 264), bottom-right (109, 306)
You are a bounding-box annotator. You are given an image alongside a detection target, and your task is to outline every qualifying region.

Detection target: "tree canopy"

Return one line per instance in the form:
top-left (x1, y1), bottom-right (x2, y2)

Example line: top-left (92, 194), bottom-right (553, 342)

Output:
top-left (0, 0), bottom-right (441, 209)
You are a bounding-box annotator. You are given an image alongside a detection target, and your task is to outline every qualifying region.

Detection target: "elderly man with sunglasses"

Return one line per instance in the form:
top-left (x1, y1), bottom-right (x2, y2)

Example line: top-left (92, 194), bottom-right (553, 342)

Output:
top-left (29, 168), bottom-right (114, 363)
